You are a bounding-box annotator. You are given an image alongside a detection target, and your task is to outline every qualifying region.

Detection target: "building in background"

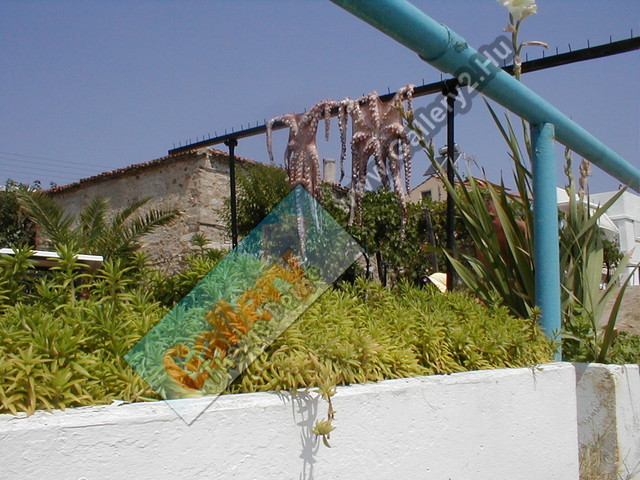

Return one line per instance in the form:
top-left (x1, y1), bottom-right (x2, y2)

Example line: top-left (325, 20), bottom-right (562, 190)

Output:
top-left (47, 148), bottom-right (250, 270)
top-left (409, 144), bottom-right (473, 203)
top-left (557, 188), bottom-right (640, 286)
top-left (590, 189), bottom-right (640, 286)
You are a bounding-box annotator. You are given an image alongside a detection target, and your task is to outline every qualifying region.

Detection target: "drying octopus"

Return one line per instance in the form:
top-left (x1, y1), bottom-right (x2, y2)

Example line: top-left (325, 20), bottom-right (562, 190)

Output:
top-left (266, 84), bottom-right (415, 231)
top-left (347, 84), bottom-right (414, 227)
top-left (267, 99), bottom-right (347, 198)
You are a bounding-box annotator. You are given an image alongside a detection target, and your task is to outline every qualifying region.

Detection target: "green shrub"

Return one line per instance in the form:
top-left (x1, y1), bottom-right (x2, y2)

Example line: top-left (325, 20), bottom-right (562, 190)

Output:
top-left (225, 163), bottom-right (291, 237)
top-left (0, 243), bottom-right (554, 416)
top-left (0, 180), bottom-right (36, 247)
top-left (0, 248), bottom-right (164, 415)
top-left (230, 279), bottom-right (554, 396)
top-left (146, 249), bottom-right (225, 308)
top-left (606, 332), bottom-right (640, 365)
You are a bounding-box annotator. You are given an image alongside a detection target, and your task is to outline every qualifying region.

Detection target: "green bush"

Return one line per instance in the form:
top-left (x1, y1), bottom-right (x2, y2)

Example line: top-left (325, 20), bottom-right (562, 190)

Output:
top-left (0, 249), bottom-right (164, 415)
top-left (0, 180), bottom-right (36, 247)
top-left (0, 244), bottom-right (555, 416)
top-left (231, 279), bottom-right (554, 395)
top-left (225, 163), bottom-right (291, 237)
top-left (226, 164), bottom-right (472, 286)
top-left (608, 332), bottom-right (640, 364)
top-left (146, 248), bottom-right (225, 308)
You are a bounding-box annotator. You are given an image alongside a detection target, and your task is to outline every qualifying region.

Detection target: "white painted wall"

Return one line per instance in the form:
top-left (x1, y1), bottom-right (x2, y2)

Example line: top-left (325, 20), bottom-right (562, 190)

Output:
top-left (0, 363), bottom-right (579, 480)
top-left (576, 363), bottom-right (640, 479)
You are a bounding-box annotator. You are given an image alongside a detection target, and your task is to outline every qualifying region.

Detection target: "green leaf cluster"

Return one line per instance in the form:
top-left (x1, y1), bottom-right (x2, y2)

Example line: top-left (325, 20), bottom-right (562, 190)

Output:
top-left (0, 246), bottom-right (164, 415)
top-left (0, 180), bottom-right (36, 247)
top-left (224, 163), bottom-right (292, 237)
top-left (229, 279), bottom-right (554, 396)
top-left (345, 189), bottom-right (469, 285)
top-left (145, 248), bottom-right (225, 308)
top-left (16, 190), bottom-right (179, 260)
top-left (227, 164), bottom-right (473, 286)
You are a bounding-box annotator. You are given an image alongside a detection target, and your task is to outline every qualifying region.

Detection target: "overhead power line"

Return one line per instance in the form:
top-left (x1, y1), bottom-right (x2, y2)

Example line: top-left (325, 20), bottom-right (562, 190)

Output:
top-left (0, 151), bottom-right (92, 167)
top-left (0, 156), bottom-right (99, 175)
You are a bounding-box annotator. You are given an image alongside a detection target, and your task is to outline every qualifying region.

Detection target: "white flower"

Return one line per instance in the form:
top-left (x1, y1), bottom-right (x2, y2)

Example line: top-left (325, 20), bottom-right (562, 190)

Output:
top-left (522, 40), bottom-right (549, 49)
top-left (496, 0), bottom-right (537, 21)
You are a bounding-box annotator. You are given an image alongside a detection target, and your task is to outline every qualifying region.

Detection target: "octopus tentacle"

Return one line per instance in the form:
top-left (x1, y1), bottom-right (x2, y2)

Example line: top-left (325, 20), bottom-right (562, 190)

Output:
top-left (387, 143), bottom-right (408, 238)
top-left (400, 134), bottom-right (412, 193)
top-left (266, 118), bottom-right (276, 165)
top-left (338, 99), bottom-right (349, 182)
top-left (323, 101), bottom-right (333, 142)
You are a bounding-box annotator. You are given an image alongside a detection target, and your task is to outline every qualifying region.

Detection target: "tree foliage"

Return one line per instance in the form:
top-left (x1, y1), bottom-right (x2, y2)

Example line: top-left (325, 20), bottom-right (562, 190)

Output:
top-left (229, 164), bottom-right (471, 286)
top-left (0, 181), bottom-right (36, 247)
top-left (226, 163), bottom-right (291, 237)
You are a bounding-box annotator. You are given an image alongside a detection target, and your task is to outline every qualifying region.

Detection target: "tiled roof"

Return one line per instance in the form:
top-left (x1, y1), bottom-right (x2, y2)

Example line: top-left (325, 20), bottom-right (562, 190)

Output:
top-left (46, 148), bottom-right (262, 195)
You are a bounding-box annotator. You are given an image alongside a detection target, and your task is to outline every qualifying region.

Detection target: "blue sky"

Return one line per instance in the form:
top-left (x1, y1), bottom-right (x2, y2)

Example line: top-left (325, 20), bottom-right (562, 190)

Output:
top-left (1, 0), bottom-right (638, 193)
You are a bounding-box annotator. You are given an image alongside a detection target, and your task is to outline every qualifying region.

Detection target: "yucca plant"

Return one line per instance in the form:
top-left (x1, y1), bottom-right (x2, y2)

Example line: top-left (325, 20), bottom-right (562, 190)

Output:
top-left (559, 151), bottom-right (636, 363)
top-left (407, 89), bottom-right (637, 363)
top-left (407, 106), bottom-right (536, 319)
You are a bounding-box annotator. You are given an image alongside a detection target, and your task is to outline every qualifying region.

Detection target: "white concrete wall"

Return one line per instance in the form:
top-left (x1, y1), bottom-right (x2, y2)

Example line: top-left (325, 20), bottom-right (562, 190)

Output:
top-left (575, 363), bottom-right (640, 479)
top-left (0, 363), bottom-right (579, 480)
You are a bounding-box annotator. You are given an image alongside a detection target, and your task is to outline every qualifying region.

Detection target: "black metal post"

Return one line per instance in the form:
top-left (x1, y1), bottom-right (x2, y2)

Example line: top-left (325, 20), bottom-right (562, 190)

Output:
top-left (444, 83), bottom-right (458, 292)
top-left (225, 137), bottom-right (239, 248)
top-left (424, 209), bottom-right (439, 272)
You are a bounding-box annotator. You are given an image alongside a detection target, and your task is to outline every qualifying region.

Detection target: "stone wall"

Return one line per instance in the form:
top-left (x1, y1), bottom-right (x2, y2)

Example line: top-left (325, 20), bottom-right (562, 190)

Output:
top-left (576, 363), bottom-right (640, 478)
top-left (48, 149), bottom-right (236, 271)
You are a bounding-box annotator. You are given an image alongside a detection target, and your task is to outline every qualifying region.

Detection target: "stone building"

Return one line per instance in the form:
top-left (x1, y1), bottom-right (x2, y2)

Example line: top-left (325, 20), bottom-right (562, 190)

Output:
top-left (47, 148), bottom-right (254, 269)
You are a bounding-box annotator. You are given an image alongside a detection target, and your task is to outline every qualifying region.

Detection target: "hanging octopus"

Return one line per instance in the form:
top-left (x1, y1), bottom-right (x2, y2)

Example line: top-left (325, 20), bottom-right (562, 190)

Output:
top-left (266, 99), bottom-right (348, 259)
top-left (347, 84), bottom-right (415, 227)
top-left (265, 84), bottom-right (414, 235)
top-left (266, 99), bottom-right (346, 198)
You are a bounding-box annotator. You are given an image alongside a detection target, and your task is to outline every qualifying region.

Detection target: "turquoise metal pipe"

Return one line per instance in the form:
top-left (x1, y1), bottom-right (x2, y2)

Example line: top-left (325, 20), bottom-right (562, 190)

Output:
top-left (531, 123), bottom-right (562, 360)
top-left (330, 0), bottom-right (640, 192)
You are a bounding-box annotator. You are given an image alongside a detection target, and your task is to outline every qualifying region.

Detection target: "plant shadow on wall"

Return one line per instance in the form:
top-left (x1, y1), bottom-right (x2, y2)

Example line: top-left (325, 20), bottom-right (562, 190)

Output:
top-left (279, 391), bottom-right (322, 480)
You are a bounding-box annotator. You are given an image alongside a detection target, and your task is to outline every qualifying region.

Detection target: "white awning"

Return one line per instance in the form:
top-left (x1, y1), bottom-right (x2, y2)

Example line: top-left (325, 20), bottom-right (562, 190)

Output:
top-left (0, 248), bottom-right (103, 270)
top-left (556, 188), bottom-right (620, 236)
